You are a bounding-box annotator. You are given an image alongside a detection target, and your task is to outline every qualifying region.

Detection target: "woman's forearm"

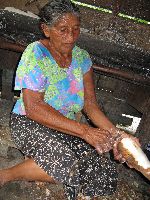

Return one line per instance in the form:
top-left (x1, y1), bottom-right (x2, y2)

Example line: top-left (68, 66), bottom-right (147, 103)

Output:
top-left (23, 89), bottom-right (88, 139)
top-left (25, 100), bottom-right (87, 139)
top-left (83, 69), bottom-right (116, 132)
top-left (84, 102), bottom-right (116, 131)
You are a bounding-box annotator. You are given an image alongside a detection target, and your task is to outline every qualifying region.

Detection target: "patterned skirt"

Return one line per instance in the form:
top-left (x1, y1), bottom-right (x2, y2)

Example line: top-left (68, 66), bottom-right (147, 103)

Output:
top-left (10, 113), bottom-right (118, 200)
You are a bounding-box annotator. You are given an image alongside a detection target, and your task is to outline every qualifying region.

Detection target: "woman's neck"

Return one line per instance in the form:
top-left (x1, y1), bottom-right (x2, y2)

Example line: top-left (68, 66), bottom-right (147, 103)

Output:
top-left (50, 46), bottom-right (72, 68)
top-left (40, 39), bottom-right (72, 68)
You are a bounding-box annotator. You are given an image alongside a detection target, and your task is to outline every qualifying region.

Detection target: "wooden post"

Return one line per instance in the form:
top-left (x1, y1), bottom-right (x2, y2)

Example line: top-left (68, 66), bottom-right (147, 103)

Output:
top-left (136, 97), bottom-right (150, 147)
top-left (0, 48), bottom-right (21, 101)
top-left (1, 69), bottom-right (14, 100)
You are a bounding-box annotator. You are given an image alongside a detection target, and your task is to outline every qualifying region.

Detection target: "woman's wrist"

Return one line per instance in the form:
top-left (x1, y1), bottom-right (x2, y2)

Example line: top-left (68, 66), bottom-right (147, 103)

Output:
top-left (108, 128), bottom-right (125, 142)
top-left (81, 124), bottom-right (90, 140)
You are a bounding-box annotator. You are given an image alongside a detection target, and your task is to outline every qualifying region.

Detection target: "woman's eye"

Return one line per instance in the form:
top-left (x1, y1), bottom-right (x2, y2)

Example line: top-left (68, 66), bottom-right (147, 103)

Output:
top-left (60, 28), bottom-right (67, 33)
top-left (74, 26), bottom-right (80, 31)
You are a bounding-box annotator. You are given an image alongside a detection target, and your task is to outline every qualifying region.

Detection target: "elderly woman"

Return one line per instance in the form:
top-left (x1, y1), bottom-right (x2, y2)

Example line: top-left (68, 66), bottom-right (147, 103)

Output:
top-left (0, 0), bottom-right (137, 199)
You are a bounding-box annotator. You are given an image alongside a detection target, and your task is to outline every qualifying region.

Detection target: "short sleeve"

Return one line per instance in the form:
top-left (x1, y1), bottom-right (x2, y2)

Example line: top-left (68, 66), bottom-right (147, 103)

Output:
top-left (14, 42), bottom-right (47, 92)
top-left (80, 50), bottom-right (92, 74)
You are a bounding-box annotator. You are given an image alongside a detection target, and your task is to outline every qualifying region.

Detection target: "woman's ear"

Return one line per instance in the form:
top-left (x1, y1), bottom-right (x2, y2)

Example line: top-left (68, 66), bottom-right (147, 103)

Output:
top-left (41, 23), bottom-right (50, 38)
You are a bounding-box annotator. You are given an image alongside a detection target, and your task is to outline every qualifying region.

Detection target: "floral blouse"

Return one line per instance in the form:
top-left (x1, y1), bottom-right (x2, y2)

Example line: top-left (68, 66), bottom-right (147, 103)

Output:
top-left (13, 41), bottom-right (92, 119)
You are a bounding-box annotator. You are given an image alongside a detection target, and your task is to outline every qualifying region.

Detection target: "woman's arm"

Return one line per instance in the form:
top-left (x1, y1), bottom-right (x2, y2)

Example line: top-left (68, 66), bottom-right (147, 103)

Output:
top-left (23, 88), bottom-right (86, 138)
top-left (83, 68), bottom-right (141, 161)
top-left (83, 68), bottom-right (116, 131)
top-left (23, 88), bottom-right (115, 153)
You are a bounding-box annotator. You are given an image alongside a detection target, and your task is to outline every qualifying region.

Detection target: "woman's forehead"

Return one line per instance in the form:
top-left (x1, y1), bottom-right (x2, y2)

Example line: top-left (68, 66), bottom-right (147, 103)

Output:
top-left (53, 13), bottom-right (80, 27)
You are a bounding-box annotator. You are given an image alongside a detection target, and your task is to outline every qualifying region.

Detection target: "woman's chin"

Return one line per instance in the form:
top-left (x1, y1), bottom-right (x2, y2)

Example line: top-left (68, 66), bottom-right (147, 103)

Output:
top-left (62, 44), bottom-right (74, 52)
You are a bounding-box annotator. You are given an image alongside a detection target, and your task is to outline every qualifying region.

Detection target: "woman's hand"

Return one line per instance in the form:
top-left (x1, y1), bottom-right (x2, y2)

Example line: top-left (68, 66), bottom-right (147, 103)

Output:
top-left (83, 126), bottom-right (117, 154)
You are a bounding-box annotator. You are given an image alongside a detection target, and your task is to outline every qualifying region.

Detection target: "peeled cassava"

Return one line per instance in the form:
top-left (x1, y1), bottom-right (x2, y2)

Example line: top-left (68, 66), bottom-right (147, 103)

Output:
top-left (118, 137), bottom-right (150, 180)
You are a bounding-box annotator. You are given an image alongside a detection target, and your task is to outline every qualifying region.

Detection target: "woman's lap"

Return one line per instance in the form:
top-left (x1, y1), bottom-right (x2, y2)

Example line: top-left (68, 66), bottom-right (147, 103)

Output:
top-left (10, 113), bottom-right (118, 199)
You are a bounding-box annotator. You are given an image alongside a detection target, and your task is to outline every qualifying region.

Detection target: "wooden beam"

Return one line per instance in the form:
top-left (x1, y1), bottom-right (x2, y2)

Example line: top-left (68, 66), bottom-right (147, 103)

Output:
top-left (93, 64), bottom-right (150, 86)
top-left (0, 37), bottom-right (25, 53)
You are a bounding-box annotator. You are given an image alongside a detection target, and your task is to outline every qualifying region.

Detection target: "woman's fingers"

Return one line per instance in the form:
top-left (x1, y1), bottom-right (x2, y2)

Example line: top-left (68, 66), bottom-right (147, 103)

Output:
top-left (95, 142), bottom-right (112, 154)
top-left (113, 144), bottom-right (121, 160)
top-left (113, 143), bottom-right (126, 163)
top-left (93, 134), bottom-right (114, 154)
top-left (113, 131), bottom-right (140, 168)
top-left (84, 127), bottom-right (117, 154)
top-left (95, 144), bottom-right (103, 154)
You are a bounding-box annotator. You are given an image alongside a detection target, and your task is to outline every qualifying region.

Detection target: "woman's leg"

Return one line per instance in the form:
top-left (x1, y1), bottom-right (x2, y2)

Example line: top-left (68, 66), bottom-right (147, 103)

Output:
top-left (0, 158), bottom-right (56, 186)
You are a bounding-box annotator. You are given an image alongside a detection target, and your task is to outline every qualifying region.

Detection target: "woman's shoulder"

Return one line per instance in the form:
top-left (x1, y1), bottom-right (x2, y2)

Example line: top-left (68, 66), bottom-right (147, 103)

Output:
top-left (21, 41), bottom-right (39, 57)
top-left (24, 41), bottom-right (39, 51)
top-left (24, 41), bottom-right (45, 52)
top-left (73, 45), bottom-right (91, 59)
top-left (22, 41), bottom-right (50, 60)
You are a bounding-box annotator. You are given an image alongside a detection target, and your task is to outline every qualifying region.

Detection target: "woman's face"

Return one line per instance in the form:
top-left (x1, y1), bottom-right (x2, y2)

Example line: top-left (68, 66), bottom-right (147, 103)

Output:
top-left (44, 13), bottom-right (80, 55)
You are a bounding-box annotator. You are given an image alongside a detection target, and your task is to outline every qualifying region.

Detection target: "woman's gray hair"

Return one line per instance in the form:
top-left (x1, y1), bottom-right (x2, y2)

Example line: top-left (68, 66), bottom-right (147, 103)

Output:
top-left (38, 0), bottom-right (80, 27)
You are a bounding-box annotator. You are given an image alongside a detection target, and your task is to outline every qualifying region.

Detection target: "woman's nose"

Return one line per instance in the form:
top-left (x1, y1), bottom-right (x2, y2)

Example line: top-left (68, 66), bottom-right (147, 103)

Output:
top-left (66, 30), bottom-right (74, 42)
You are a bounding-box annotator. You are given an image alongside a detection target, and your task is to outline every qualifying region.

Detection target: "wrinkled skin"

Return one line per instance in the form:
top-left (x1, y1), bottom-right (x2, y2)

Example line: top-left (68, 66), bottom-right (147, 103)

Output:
top-left (40, 13), bottom-right (80, 67)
